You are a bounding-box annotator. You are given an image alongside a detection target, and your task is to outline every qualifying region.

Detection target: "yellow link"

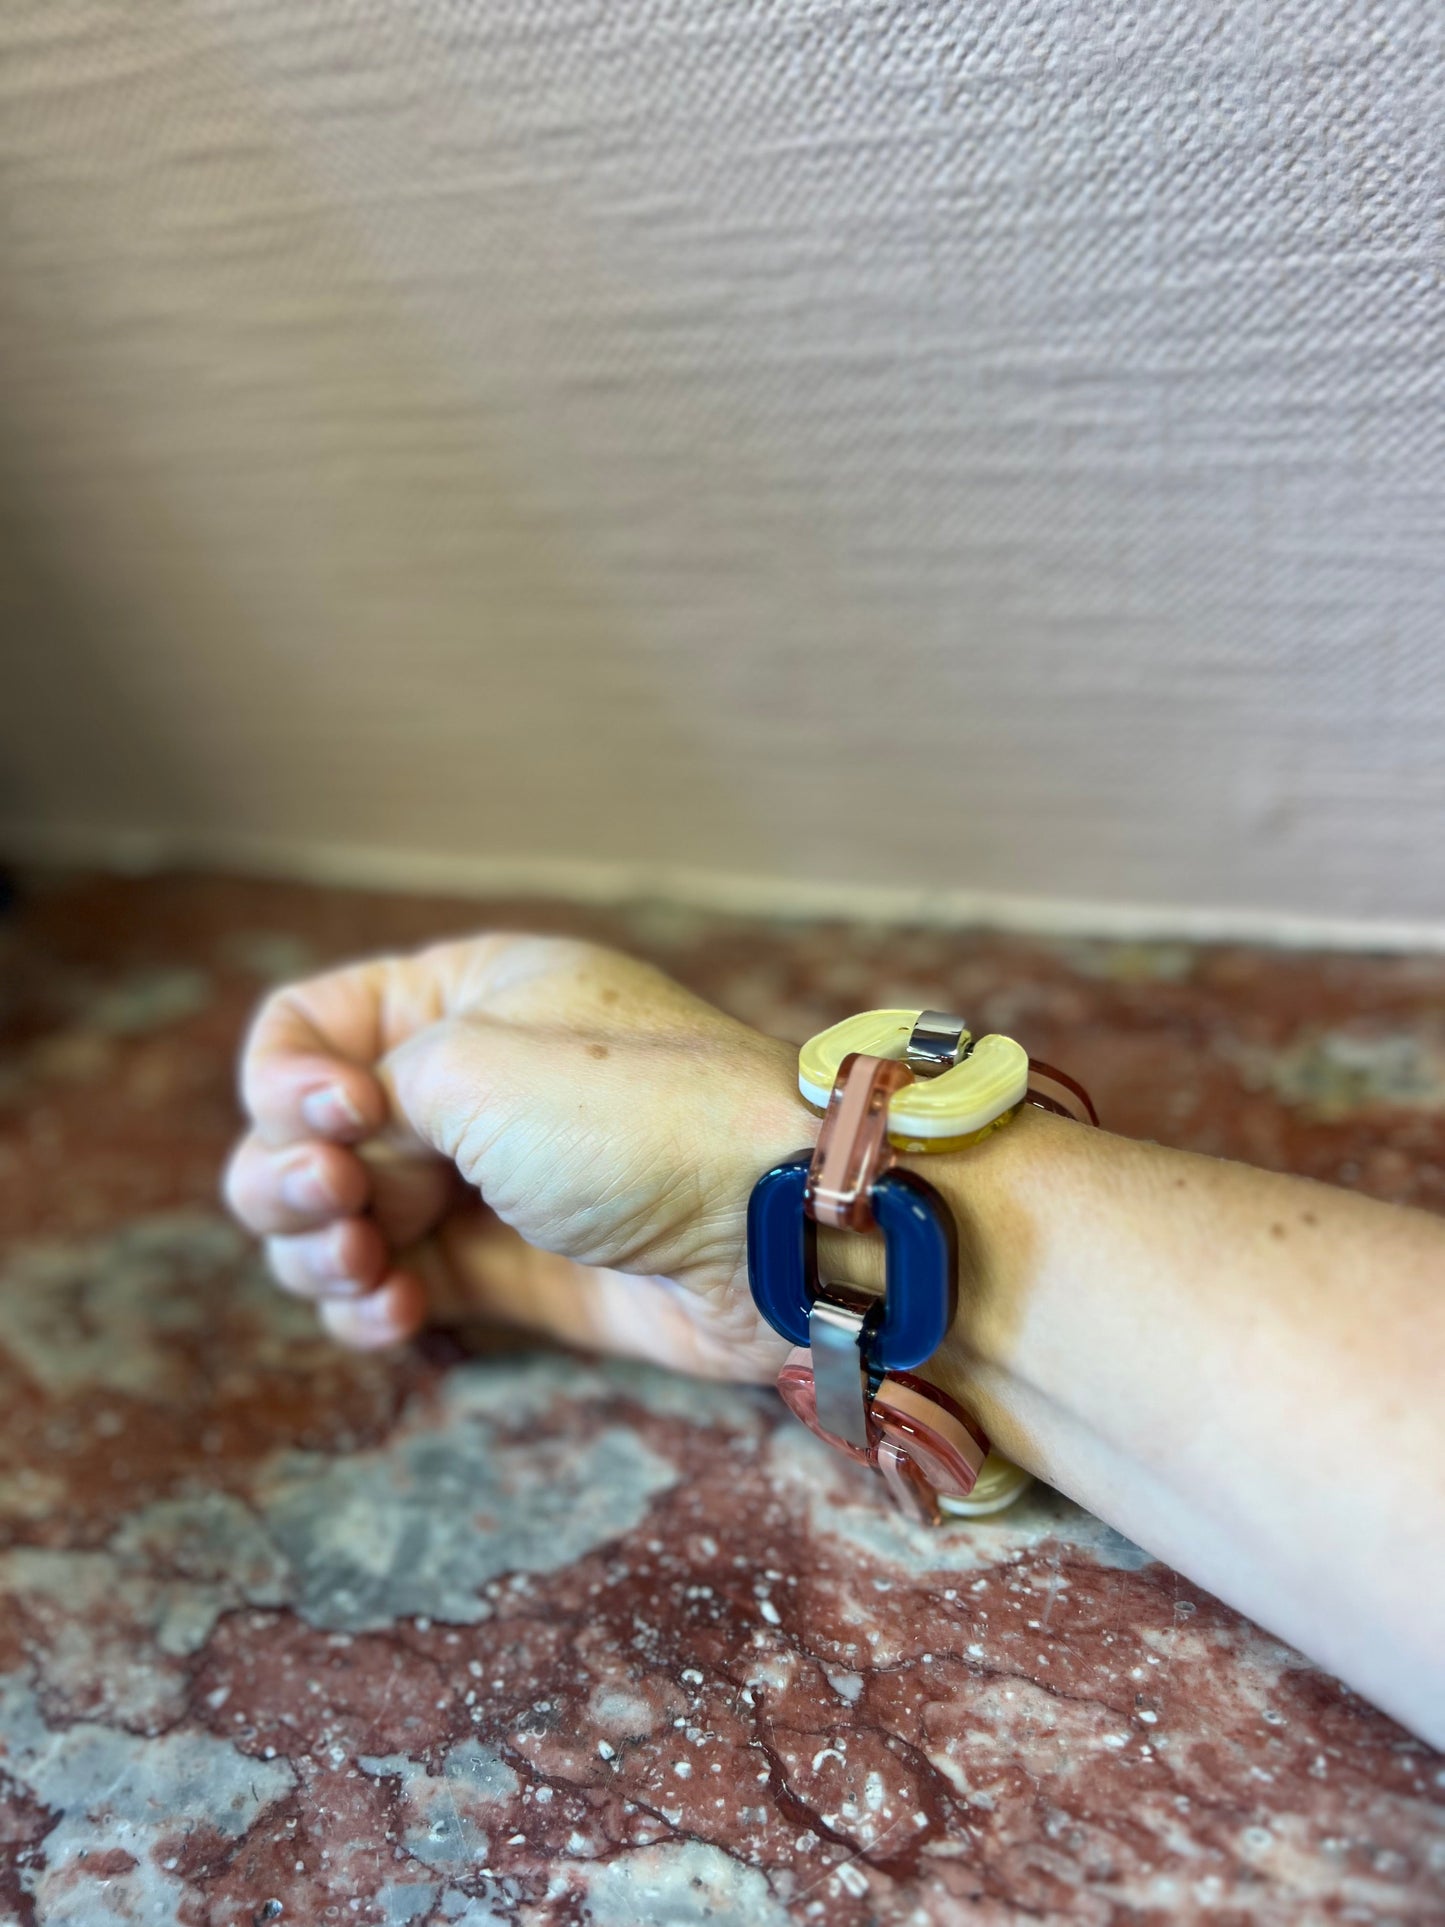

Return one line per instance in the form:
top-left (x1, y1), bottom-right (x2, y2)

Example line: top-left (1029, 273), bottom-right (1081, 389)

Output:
top-left (798, 1009), bottom-right (1029, 1148)
top-left (937, 1452), bottom-right (1033, 1518)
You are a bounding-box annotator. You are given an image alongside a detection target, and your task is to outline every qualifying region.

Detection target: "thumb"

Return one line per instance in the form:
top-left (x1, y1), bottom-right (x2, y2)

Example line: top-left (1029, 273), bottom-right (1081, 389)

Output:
top-left (378, 1006), bottom-right (806, 1292)
top-left (378, 1009), bottom-right (612, 1186)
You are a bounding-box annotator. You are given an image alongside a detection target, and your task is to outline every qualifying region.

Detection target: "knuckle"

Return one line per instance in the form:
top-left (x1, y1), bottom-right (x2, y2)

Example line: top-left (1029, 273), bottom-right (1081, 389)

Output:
top-left (246, 982), bottom-right (300, 1051)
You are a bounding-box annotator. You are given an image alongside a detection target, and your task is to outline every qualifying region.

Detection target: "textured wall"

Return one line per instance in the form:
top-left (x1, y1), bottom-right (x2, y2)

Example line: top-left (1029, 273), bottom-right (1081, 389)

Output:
top-left (0, 0), bottom-right (1441, 928)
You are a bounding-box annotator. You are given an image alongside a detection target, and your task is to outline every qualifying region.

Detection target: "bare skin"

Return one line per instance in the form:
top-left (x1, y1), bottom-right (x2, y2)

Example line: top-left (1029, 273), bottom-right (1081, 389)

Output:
top-left (223, 934), bottom-right (1445, 1747)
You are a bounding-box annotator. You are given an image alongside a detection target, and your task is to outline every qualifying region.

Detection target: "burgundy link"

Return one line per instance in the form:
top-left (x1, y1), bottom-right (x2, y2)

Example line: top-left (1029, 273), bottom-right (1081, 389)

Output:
top-left (776, 1351), bottom-right (990, 1522)
top-left (1026, 1058), bottom-right (1100, 1127)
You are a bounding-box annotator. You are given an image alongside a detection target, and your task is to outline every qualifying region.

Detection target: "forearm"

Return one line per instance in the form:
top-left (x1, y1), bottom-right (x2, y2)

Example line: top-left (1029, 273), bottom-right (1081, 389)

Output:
top-left (231, 931), bottom-right (1443, 1741)
top-left (806, 1102), bottom-right (1445, 1743)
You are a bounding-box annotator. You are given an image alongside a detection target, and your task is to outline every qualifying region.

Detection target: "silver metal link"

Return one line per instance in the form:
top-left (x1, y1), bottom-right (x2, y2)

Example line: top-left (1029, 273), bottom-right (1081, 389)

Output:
top-left (808, 1298), bottom-right (871, 1448)
top-left (905, 1009), bottom-right (970, 1077)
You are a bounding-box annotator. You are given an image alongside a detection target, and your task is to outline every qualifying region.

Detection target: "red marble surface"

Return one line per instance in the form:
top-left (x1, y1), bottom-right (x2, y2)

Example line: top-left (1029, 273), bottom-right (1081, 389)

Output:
top-left (0, 870), bottom-right (1442, 1926)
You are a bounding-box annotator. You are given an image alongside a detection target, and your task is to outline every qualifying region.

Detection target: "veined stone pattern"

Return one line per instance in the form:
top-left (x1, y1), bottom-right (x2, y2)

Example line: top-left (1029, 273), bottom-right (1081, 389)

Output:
top-left (0, 874), bottom-right (1441, 1924)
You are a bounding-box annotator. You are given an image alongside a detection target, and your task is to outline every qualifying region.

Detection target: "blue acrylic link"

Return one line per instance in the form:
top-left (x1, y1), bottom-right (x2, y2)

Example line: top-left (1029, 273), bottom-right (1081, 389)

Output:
top-left (746, 1153), bottom-right (957, 1372)
top-left (746, 1153), bottom-right (814, 1348)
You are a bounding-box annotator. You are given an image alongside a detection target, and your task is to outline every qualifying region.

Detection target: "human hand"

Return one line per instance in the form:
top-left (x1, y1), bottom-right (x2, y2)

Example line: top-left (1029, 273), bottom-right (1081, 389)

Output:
top-left (223, 934), bottom-right (806, 1378)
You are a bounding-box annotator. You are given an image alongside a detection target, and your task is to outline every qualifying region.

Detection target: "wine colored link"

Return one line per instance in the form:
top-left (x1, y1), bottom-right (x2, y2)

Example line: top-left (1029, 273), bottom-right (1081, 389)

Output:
top-left (804, 1050), bottom-right (915, 1232)
top-left (871, 1373), bottom-right (990, 1484)
top-left (1027, 1058), bottom-right (1099, 1126)
top-left (775, 1351), bottom-right (990, 1520)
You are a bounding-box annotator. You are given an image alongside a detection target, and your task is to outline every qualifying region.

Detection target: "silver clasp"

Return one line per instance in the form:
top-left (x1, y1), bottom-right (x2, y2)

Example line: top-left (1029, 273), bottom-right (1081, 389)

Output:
top-left (905, 1009), bottom-right (970, 1078)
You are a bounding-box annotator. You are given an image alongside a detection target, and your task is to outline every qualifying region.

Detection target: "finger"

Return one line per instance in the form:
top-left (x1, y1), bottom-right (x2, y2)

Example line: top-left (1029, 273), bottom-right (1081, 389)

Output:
top-left (318, 1270), bottom-right (429, 1350)
top-left (224, 1133), bottom-right (372, 1235)
top-left (241, 970), bottom-right (394, 1147)
top-left (241, 935), bottom-right (721, 1152)
top-left (358, 1144), bottom-right (462, 1249)
top-left (264, 1219), bottom-right (390, 1301)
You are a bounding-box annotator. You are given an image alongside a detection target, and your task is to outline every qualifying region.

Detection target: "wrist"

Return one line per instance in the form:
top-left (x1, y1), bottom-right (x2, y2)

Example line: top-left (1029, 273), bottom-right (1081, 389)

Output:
top-left (741, 1010), bottom-right (1104, 1519)
top-left (918, 1104), bottom-right (1108, 1470)
top-left (803, 1102), bottom-right (1050, 1346)
top-left (732, 1040), bottom-right (1052, 1346)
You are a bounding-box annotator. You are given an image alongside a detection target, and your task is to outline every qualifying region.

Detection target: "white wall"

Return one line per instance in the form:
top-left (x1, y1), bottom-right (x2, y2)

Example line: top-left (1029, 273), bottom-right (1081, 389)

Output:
top-left (1, 0), bottom-right (1441, 937)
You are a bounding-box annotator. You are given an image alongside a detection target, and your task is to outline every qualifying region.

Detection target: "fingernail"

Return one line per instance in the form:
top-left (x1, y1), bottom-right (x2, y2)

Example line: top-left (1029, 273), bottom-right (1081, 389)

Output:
top-left (281, 1160), bottom-right (331, 1214)
top-left (351, 1288), bottom-right (398, 1326)
top-left (308, 1228), bottom-right (362, 1290)
top-left (302, 1085), bottom-right (367, 1137)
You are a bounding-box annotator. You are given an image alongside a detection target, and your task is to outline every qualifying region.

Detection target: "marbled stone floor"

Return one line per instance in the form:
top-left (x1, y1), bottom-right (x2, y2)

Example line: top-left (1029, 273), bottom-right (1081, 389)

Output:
top-left (0, 871), bottom-right (1442, 1926)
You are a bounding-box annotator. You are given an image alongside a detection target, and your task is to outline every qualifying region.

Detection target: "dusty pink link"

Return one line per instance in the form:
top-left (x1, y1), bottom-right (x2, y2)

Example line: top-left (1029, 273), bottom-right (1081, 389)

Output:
top-left (804, 1050), bottom-right (915, 1232)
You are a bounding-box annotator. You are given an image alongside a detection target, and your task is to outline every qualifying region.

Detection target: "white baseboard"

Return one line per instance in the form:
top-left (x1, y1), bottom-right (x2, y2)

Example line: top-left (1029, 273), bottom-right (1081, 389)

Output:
top-left (2, 820), bottom-right (1443, 954)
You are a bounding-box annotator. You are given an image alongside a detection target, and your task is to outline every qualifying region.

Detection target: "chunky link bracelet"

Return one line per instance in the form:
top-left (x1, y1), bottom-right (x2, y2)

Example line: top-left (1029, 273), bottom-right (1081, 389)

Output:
top-left (747, 1009), bottom-right (1097, 1524)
